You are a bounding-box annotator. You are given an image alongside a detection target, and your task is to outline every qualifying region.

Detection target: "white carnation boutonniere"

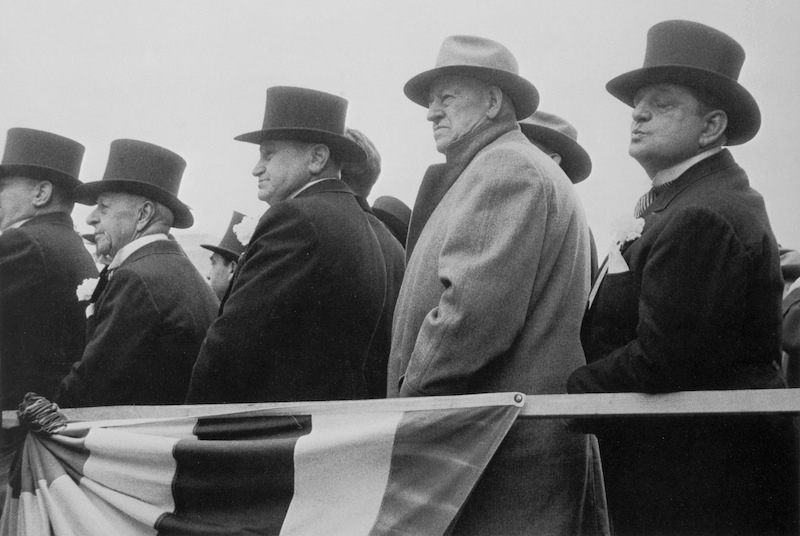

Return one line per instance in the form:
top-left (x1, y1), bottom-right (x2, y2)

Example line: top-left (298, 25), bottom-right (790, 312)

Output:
top-left (76, 278), bottom-right (99, 302)
top-left (607, 215), bottom-right (645, 274)
top-left (76, 277), bottom-right (100, 318)
top-left (233, 216), bottom-right (257, 246)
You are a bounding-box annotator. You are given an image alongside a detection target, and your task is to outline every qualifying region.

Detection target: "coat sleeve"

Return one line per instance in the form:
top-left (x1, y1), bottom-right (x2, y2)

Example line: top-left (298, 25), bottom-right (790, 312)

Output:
top-left (782, 291), bottom-right (800, 387)
top-left (186, 204), bottom-right (319, 403)
top-left (55, 269), bottom-right (160, 407)
top-left (400, 150), bottom-right (552, 396)
top-left (568, 206), bottom-right (755, 394)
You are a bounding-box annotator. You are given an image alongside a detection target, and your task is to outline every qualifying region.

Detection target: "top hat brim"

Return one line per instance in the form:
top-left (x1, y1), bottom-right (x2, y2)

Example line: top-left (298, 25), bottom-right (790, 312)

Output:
top-left (606, 65), bottom-right (761, 145)
top-left (0, 164), bottom-right (82, 190)
top-left (234, 128), bottom-right (367, 164)
top-left (404, 65), bottom-right (539, 119)
top-left (75, 179), bottom-right (194, 229)
top-left (519, 123), bottom-right (592, 184)
top-left (201, 244), bottom-right (240, 263)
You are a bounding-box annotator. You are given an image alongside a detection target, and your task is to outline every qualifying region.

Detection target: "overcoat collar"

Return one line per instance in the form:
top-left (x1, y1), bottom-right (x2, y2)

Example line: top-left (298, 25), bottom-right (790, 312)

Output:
top-left (19, 212), bottom-right (75, 229)
top-left (406, 117), bottom-right (518, 259)
top-left (648, 149), bottom-right (738, 215)
top-left (293, 178), bottom-right (353, 199)
top-left (118, 237), bottom-right (186, 269)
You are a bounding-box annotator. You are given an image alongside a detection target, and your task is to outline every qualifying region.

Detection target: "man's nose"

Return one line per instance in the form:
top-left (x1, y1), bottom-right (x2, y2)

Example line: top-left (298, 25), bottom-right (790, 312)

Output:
top-left (426, 103), bottom-right (443, 122)
top-left (632, 103), bottom-right (651, 123)
top-left (252, 160), bottom-right (265, 177)
top-left (86, 209), bottom-right (99, 226)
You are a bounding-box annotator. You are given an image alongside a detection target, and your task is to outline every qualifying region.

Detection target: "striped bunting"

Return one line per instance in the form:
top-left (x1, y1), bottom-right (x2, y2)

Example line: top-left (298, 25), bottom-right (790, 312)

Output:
top-left (1, 393), bottom-right (522, 536)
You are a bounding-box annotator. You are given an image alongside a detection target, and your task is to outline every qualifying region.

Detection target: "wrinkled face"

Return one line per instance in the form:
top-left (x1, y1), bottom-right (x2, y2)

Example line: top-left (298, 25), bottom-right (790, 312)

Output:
top-left (251, 140), bottom-right (312, 204)
top-left (86, 192), bottom-right (142, 258)
top-left (426, 75), bottom-right (491, 153)
top-left (0, 176), bottom-right (37, 231)
top-left (207, 252), bottom-right (235, 301)
top-left (629, 83), bottom-right (709, 176)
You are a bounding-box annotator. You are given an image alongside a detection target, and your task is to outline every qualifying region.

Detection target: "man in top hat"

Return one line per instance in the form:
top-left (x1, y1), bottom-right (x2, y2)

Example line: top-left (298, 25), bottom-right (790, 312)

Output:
top-left (519, 110), bottom-right (599, 272)
top-left (0, 128), bottom-right (98, 409)
top-left (201, 210), bottom-right (248, 301)
top-left (187, 86), bottom-right (386, 404)
top-left (371, 196), bottom-right (411, 248)
top-left (389, 36), bottom-right (605, 535)
top-left (340, 128), bottom-right (405, 398)
top-left (55, 139), bottom-right (219, 407)
top-left (567, 20), bottom-right (798, 535)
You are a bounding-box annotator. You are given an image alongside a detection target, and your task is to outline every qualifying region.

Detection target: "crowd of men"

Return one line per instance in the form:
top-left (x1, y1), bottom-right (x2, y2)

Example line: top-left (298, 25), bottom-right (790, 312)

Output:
top-left (0, 19), bottom-right (797, 536)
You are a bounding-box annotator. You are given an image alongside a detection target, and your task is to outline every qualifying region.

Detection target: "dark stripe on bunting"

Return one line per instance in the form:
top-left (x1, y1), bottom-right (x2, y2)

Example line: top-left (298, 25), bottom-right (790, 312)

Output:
top-left (156, 415), bottom-right (312, 536)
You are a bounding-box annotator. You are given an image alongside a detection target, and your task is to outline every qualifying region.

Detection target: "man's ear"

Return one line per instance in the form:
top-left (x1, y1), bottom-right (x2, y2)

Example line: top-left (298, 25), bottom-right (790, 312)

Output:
top-left (134, 200), bottom-right (156, 231)
top-left (31, 180), bottom-right (54, 208)
top-left (485, 86), bottom-right (504, 120)
top-left (699, 110), bottom-right (728, 148)
top-left (227, 260), bottom-right (238, 280)
top-left (308, 144), bottom-right (331, 175)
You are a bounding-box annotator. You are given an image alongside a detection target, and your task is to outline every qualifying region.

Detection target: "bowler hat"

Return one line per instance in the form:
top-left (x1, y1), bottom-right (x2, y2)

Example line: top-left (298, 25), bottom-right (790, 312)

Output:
top-left (235, 86), bottom-right (366, 163)
top-left (404, 35), bottom-right (539, 119)
top-left (372, 196), bottom-right (411, 247)
top-left (201, 211), bottom-right (247, 263)
top-left (606, 20), bottom-right (760, 145)
top-left (76, 139), bottom-right (194, 228)
top-left (519, 111), bottom-right (592, 184)
top-left (0, 128), bottom-right (85, 190)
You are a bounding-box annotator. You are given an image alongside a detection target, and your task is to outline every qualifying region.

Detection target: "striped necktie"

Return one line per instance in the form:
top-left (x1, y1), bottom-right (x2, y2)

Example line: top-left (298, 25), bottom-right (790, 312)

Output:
top-left (633, 182), bottom-right (673, 218)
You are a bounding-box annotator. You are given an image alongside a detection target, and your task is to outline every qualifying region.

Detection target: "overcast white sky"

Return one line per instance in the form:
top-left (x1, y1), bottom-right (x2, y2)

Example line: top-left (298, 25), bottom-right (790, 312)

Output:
top-left (2, 0), bottom-right (798, 252)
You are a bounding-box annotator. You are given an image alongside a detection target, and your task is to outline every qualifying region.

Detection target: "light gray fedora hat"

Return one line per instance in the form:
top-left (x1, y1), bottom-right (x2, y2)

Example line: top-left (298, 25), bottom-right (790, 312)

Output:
top-left (404, 35), bottom-right (539, 119)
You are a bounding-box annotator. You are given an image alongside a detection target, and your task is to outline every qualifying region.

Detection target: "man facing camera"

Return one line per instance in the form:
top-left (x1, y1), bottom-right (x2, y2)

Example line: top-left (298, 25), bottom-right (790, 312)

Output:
top-left (568, 20), bottom-right (798, 535)
top-left (55, 140), bottom-right (219, 407)
top-left (187, 87), bottom-right (386, 404)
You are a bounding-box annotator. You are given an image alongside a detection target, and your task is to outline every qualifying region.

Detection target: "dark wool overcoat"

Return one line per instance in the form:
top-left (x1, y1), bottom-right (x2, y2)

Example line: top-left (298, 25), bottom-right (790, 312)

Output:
top-left (0, 212), bottom-right (98, 409)
top-left (356, 196), bottom-right (405, 399)
top-left (187, 179), bottom-right (386, 404)
top-left (569, 149), bottom-right (799, 536)
top-left (55, 239), bottom-right (218, 407)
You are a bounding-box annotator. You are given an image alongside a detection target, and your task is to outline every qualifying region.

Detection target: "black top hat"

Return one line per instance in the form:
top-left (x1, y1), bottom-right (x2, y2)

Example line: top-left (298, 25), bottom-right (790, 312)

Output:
top-left (76, 139), bottom-right (194, 229)
top-left (372, 196), bottom-right (411, 247)
top-left (235, 86), bottom-right (366, 164)
top-left (606, 20), bottom-right (760, 145)
top-left (519, 111), bottom-right (592, 184)
top-left (0, 128), bottom-right (85, 190)
top-left (201, 211), bottom-right (247, 263)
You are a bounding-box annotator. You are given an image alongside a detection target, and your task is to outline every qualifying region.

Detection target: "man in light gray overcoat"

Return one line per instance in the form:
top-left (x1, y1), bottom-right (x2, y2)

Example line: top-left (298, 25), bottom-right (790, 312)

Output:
top-left (388, 35), bottom-right (608, 535)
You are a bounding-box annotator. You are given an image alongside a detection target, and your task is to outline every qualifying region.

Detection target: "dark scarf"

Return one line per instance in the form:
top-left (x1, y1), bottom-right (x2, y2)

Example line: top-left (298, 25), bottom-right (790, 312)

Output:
top-left (405, 116), bottom-right (518, 260)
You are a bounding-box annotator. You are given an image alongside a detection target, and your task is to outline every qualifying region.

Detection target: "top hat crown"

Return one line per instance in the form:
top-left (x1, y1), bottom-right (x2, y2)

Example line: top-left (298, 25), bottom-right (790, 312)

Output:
top-left (201, 211), bottom-right (248, 262)
top-left (0, 128), bottom-right (85, 190)
top-left (606, 20), bottom-right (760, 145)
top-left (404, 35), bottom-right (539, 119)
top-left (519, 111), bottom-right (592, 184)
top-left (235, 86), bottom-right (366, 163)
top-left (76, 139), bottom-right (193, 229)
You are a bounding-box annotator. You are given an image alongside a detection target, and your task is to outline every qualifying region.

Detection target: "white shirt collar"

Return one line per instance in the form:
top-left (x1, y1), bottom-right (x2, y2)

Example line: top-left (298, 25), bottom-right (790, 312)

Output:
top-left (652, 147), bottom-right (723, 187)
top-left (289, 178), bottom-right (339, 199)
top-left (108, 233), bottom-right (169, 272)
